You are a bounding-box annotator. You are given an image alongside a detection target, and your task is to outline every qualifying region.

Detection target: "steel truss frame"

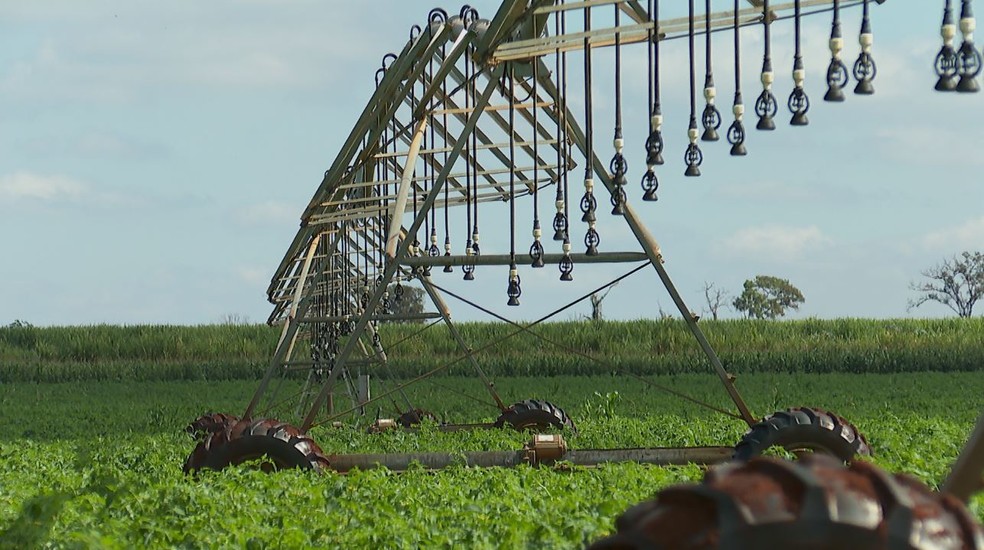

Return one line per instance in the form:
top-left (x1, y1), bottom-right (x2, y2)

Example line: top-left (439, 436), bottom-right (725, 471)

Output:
top-left (244, 0), bottom-right (871, 434)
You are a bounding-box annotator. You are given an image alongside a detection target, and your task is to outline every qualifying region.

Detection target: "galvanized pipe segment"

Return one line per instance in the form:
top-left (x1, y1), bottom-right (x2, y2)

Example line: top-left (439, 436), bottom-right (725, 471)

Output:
top-left (326, 433), bottom-right (732, 472)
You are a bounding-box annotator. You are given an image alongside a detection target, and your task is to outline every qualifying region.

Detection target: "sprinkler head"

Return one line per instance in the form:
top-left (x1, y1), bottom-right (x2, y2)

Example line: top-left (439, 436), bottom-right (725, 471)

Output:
top-left (824, 86), bottom-right (846, 102)
top-left (936, 75), bottom-right (959, 91)
top-left (729, 142), bottom-right (747, 157)
top-left (956, 75), bottom-right (979, 93)
top-left (756, 115), bottom-right (775, 131)
top-left (855, 79), bottom-right (876, 95)
top-left (790, 112), bottom-right (809, 126)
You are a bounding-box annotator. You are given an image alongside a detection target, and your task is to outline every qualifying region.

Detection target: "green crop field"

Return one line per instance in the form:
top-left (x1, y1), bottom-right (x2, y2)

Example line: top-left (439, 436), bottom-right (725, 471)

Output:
top-left (1, 367), bottom-right (983, 547)
top-left (1, 319), bottom-right (982, 546)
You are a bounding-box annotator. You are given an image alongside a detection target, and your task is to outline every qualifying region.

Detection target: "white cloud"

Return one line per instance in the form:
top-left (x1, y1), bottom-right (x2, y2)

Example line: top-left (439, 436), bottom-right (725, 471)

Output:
top-left (21, 131), bottom-right (169, 161)
top-left (718, 225), bottom-right (832, 262)
top-left (921, 217), bottom-right (984, 253)
top-left (235, 266), bottom-right (270, 287)
top-left (234, 201), bottom-right (299, 226)
top-left (0, 172), bottom-right (88, 202)
top-left (0, 171), bottom-right (156, 209)
top-left (714, 180), bottom-right (820, 203)
top-left (875, 125), bottom-right (984, 168)
top-left (0, 2), bottom-right (390, 103)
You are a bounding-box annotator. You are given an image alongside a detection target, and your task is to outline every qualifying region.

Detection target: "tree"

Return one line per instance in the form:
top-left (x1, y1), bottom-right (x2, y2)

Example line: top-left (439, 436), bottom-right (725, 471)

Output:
top-left (589, 282), bottom-right (619, 322)
top-left (702, 282), bottom-right (730, 321)
top-left (387, 284), bottom-right (427, 322)
top-left (218, 313), bottom-right (251, 325)
top-left (908, 251), bottom-right (984, 318)
top-left (732, 275), bottom-right (805, 319)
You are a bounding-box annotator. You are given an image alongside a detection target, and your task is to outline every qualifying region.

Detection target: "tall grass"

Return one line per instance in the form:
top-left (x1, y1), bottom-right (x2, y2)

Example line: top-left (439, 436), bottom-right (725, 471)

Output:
top-left (0, 323), bottom-right (276, 362)
top-left (382, 318), bottom-right (984, 376)
top-left (1, 318), bottom-right (981, 382)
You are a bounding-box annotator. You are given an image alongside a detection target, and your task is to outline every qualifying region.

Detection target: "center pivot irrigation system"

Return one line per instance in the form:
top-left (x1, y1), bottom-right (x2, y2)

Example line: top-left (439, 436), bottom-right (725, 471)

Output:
top-left (185, 0), bottom-right (978, 475)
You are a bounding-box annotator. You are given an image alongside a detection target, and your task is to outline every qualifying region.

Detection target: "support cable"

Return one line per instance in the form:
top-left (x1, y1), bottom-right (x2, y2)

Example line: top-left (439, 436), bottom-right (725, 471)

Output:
top-left (529, 58), bottom-right (546, 269)
top-left (425, 276), bottom-right (745, 422)
top-left (580, 4), bottom-right (600, 255)
top-left (854, 0), bottom-right (879, 94)
top-left (641, 0), bottom-right (662, 201)
top-left (311, 263), bottom-right (651, 428)
top-left (609, 3), bottom-right (629, 215)
top-left (684, 0), bottom-right (704, 177)
top-left (507, 63), bottom-right (522, 307)
top-left (755, 0), bottom-right (778, 130)
top-left (701, 0), bottom-right (722, 142)
top-left (825, 0), bottom-right (849, 101)
top-left (727, 0), bottom-right (748, 156)
top-left (788, 0), bottom-right (811, 126)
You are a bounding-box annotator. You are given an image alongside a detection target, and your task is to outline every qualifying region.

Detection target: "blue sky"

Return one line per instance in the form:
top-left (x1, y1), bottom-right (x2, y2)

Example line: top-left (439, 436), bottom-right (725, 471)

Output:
top-left (1, 1), bottom-right (981, 326)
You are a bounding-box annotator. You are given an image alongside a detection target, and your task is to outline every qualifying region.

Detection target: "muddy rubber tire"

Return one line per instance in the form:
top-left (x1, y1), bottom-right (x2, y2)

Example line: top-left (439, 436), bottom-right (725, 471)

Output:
top-left (185, 412), bottom-right (239, 440)
top-left (183, 418), bottom-right (330, 474)
top-left (733, 407), bottom-right (871, 462)
top-left (493, 399), bottom-right (576, 433)
top-left (588, 454), bottom-right (984, 549)
top-left (396, 408), bottom-right (439, 428)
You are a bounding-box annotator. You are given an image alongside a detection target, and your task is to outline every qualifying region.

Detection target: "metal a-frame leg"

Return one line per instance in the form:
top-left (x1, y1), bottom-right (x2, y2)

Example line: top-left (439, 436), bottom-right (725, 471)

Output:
top-left (244, 224), bottom-right (352, 420)
top-left (299, 63), bottom-right (509, 432)
top-left (256, 28), bottom-right (468, 426)
top-left (418, 274), bottom-right (507, 411)
top-left (361, 320), bottom-right (418, 415)
top-left (533, 58), bottom-right (756, 427)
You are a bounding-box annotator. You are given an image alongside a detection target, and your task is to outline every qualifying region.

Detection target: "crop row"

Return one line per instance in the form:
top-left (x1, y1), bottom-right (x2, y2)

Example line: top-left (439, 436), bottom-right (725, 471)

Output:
top-left (1, 373), bottom-right (982, 547)
top-left (1, 318), bottom-right (982, 382)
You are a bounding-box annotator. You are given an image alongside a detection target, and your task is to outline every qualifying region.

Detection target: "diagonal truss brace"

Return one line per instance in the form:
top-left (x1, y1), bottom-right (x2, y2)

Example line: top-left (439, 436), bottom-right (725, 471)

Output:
top-left (298, 63), bottom-right (510, 432)
top-left (531, 57), bottom-right (757, 426)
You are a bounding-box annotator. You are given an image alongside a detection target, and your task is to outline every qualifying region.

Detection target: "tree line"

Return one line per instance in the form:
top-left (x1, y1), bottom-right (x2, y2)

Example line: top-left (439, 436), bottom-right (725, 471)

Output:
top-left (282, 250), bottom-right (984, 323)
top-left (701, 250), bottom-right (983, 320)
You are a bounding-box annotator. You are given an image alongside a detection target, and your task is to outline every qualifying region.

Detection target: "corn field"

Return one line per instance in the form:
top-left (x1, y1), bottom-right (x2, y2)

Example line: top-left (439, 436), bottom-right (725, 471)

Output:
top-left (1, 318), bottom-right (981, 382)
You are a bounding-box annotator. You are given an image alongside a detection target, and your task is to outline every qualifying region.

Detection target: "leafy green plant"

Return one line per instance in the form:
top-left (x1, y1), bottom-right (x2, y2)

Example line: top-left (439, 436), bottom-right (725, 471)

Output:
top-left (0, 371), bottom-right (983, 546)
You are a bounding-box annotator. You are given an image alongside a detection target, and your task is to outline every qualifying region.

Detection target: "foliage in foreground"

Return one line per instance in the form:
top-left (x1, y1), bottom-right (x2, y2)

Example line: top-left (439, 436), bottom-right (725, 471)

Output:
top-left (0, 372), bottom-right (982, 547)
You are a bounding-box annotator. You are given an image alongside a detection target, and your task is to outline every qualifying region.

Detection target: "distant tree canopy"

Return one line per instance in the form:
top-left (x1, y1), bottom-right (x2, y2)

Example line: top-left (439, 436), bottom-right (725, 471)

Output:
top-left (909, 251), bottom-right (984, 318)
top-left (386, 285), bottom-right (427, 322)
top-left (732, 275), bottom-right (805, 320)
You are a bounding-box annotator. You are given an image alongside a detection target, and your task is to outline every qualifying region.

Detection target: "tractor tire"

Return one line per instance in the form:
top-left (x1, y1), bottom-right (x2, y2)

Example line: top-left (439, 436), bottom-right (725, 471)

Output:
top-left (183, 418), bottom-right (330, 474)
top-left (588, 454), bottom-right (984, 549)
top-left (733, 407), bottom-right (871, 462)
top-left (493, 399), bottom-right (576, 433)
top-left (396, 408), bottom-right (439, 428)
top-left (185, 412), bottom-right (239, 440)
